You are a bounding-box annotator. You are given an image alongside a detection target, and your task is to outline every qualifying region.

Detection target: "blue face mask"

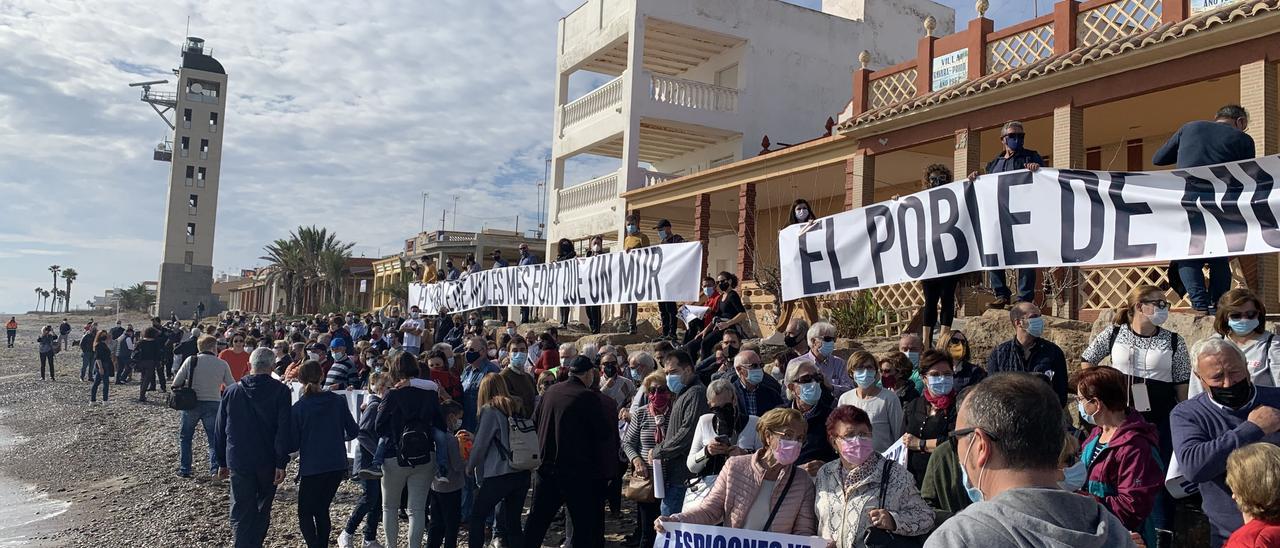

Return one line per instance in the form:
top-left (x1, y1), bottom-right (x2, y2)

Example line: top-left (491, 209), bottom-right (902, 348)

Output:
top-left (853, 369), bottom-right (877, 389)
top-left (798, 381), bottom-right (822, 405)
top-left (510, 352), bottom-right (528, 367)
top-left (658, 229), bottom-right (668, 240)
top-left (1077, 400), bottom-right (1097, 425)
top-left (820, 340), bottom-right (835, 357)
top-left (1003, 134), bottom-right (1025, 151)
top-left (1060, 459), bottom-right (1087, 492)
top-left (746, 367), bottom-right (764, 385)
top-left (1025, 316), bottom-right (1045, 338)
top-left (927, 375), bottom-right (955, 395)
top-left (626, 224), bottom-right (638, 235)
top-left (1230, 317), bottom-right (1259, 335)
top-left (630, 368), bottom-right (642, 381)
top-left (703, 287), bottom-right (715, 297)
top-left (960, 438), bottom-right (985, 503)
top-left (906, 351), bottom-right (920, 367)
top-left (666, 373), bottom-right (685, 394)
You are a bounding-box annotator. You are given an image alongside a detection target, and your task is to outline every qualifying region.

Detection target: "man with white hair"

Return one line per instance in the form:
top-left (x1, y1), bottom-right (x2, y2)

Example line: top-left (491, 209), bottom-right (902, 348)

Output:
top-left (215, 347), bottom-right (292, 548)
top-left (721, 349), bottom-right (785, 417)
top-left (1172, 338), bottom-right (1280, 547)
top-left (805, 322), bottom-right (852, 395)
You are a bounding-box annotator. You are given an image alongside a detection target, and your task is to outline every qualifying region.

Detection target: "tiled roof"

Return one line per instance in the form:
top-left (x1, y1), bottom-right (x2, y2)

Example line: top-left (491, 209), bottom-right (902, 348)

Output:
top-left (839, 0), bottom-right (1280, 131)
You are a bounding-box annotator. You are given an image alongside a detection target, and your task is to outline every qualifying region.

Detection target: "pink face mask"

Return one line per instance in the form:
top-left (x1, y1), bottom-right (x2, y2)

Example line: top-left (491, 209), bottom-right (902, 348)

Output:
top-left (839, 437), bottom-right (874, 466)
top-left (774, 439), bottom-right (802, 465)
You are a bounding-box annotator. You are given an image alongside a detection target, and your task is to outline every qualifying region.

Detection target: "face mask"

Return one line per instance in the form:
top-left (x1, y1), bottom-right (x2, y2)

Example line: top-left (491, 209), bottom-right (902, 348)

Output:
top-left (1060, 460), bottom-right (1087, 492)
top-left (658, 229), bottom-right (668, 240)
top-left (465, 351), bottom-right (481, 364)
top-left (592, 244), bottom-right (603, 253)
top-left (723, 345), bottom-right (739, 359)
top-left (1229, 318), bottom-right (1260, 335)
top-left (820, 340), bottom-right (835, 357)
top-left (510, 352), bottom-right (527, 367)
top-left (1003, 134), bottom-right (1025, 151)
top-left (712, 405), bottom-right (737, 436)
top-left (666, 373), bottom-right (685, 394)
top-left (853, 370), bottom-right (877, 389)
top-left (331, 351), bottom-right (345, 361)
top-left (1208, 380), bottom-right (1254, 409)
top-left (839, 437), bottom-right (874, 466)
top-left (960, 436), bottom-right (985, 503)
top-left (880, 374), bottom-right (897, 389)
top-left (1077, 400), bottom-right (1097, 425)
top-left (783, 334), bottom-right (799, 348)
top-left (603, 365), bottom-right (618, 378)
top-left (649, 390), bottom-right (672, 411)
top-left (746, 367), bottom-right (764, 385)
top-left (506, 328), bottom-right (516, 336)
top-left (773, 439), bottom-right (801, 466)
top-left (488, 349), bottom-right (498, 359)
top-left (794, 208), bottom-right (809, 221)
top-left (798, 382), bottom-right (822, 405)
top-left (703, 287), bottom-right (714, 297)
top-left (307, 351), bottom-right (320, 362)
top-left (629, 368), bottom-right (642, 381)
top-left (927, 375), bottom-right (955, 395)
top-left (243, 346), bottom-right (253, 354)
top-left (1147, 307), bottom-right (1169, 326)
top-left (906, 351), bottom-right (920, 367)
top-left (718, 280), bottom-right (731, 291)
top-left (447, 356), bottom-right (455, 368)
top-left (410, 312), bottom-right (420, 319)
top-left (626, 224), bottom-right (638, 235)
top-left (949, 343), bottom-right (965, 361)
top-left (1025, 316), bottom-right (1045, 338)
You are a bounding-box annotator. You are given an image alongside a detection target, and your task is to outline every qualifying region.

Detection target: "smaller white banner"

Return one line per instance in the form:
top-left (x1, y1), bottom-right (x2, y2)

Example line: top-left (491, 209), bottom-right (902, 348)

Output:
top-left (289, 382), bottom-right (368, 459)
top-left (1165, 453), bottom-right (1199, 499)
top-left (932, 48), bottom-right (968, 91)
top-left (883, 439), bottom-right (909, 466)
top-left (655, 521), bottom-right (826, 548)
top-left (678, 305), bottom-right (710, 327)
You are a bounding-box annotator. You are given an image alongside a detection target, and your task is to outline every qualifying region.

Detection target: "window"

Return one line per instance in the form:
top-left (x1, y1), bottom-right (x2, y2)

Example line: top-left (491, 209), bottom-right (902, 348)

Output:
top-left (188, 194), bottom-right (198, 215)
top-left (179, 136), bottom-right (189, 157)
top-left (186, 223), bottom-right (196, 244)
top-left (184, 165), bottom-right (194, 187)
top-left (184, 251), bottom-right (193, 272)
top-left (196, 167), bottom-right (206, 188)
top-left (182, 108), bottom-right (192, 129)
top-left (209, 112), bottom-right (219, 132)
top-left (199, 139), bottom-right (209, 160)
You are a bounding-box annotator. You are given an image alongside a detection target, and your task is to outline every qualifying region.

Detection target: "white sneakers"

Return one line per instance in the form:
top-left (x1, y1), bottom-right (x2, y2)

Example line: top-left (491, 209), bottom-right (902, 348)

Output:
top-left (338, 531), bottom-right (353, 548)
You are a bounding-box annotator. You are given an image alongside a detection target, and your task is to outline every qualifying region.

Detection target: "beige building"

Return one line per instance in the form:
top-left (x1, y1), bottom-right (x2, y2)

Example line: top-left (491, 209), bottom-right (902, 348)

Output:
top-left (141, 37), bottom-right (228, 318)
top-left (369, 229), bottom-right (546, 312)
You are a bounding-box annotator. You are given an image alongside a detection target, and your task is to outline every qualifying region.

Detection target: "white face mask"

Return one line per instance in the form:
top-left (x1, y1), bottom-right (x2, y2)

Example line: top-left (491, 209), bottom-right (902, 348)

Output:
top-left (795, 208), bottom-right (810, 221)
top-left (307, 351), bottom-right (320, 361)
top-left (242, 346), bottom-right (253, 353)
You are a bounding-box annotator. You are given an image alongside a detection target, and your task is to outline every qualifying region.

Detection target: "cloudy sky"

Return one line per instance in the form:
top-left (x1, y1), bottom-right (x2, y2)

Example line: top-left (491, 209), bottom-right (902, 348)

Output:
top-left (0, 0), bottom-right (1031, 315)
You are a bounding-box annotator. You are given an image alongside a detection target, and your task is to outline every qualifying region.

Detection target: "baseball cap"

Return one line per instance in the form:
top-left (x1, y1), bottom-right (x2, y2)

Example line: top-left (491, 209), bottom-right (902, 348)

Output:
top-left (567, 355), bottom-right (596, 374)
top-left (654, 219), bottom-right (672, 229)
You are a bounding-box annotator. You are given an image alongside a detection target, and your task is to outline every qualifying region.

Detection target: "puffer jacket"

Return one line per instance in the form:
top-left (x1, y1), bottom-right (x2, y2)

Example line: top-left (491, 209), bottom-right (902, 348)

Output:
top-left (1081, 411), bottom-right (1164, 538)
top-left (666, 451), bottom-right (816, 536)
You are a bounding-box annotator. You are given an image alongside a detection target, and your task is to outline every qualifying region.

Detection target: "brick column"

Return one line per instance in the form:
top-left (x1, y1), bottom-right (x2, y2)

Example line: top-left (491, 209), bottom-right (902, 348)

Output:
top-left (953, 128), bottom-right (982, 181)
top-left (1161, 0), bottom-right (1189, 24)
top-left (737, 184), bottom-right (757, 282)
top-left (693, 193), bottom-right (711, 277)
top-left (1052, 104), bottom-right (1084, 169)
top-left (1242, 60), bottom-right (1280, 309)
top-left (1052, 1), bottom-right (1079, 55)
top-left (845, 151), bottom-right (875, 210)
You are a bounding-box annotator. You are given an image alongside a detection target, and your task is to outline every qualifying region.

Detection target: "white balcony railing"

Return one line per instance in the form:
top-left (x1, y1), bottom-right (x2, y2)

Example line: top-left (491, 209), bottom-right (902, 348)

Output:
top-left (643, 170), bottom-right (677, 187)
top-left (649, 72), bottom-right (738, 113)
top-left (558, 171), bottom-right (619, 214)
top-left (560, 74), bottom-right (625, 133)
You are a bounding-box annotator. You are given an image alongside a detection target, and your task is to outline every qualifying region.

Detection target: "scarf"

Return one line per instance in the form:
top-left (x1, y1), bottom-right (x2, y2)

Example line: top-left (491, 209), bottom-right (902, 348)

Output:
top-left (923, 387), bottom-right (953, 413)
top-left (649, 399), bottom-right (670, 445)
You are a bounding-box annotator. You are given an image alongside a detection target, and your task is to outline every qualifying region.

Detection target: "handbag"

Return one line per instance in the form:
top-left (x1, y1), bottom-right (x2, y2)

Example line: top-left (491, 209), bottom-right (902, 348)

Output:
top-left (863, 459), bottom-right (924, 548)
top-left (624, 470), bottom-right (659, 504)
top-left (167, 355), bottom-right (200, 411)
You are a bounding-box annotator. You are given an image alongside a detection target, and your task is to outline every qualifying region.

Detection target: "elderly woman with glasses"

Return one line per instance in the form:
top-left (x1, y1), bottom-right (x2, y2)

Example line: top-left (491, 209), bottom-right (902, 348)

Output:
top-left (657, 408), bottom-right (817, 535)
top-left (685, 378), bottom-right (763, 506)
top-left (1189, 288), bottom-right (1280, 397)
top-left (815, 405), bottom-right (933, 548)
top-left (1081, 284), bottom-right (1189, 463)
top-left (785, 357), bottom-right (837, 476)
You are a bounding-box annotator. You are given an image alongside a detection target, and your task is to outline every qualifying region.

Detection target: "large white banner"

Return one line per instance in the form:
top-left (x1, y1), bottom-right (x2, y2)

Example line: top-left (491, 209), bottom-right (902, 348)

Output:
top-left (410, 241), bottom-right (704, 313)
top-left (780, 155), bottom-right (1280, 300)
top-left (654, 522), bottom-right (826, 548)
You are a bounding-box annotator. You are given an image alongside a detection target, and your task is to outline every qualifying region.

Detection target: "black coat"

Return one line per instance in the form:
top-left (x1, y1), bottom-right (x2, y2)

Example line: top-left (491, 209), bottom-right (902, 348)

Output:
top-left (533, 376), bottom-right (618, 479)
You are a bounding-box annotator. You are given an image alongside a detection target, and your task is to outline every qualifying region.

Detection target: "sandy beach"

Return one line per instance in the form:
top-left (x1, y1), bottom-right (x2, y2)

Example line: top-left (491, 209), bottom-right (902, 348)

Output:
top-left (0, 313), bottom-right (635, 547)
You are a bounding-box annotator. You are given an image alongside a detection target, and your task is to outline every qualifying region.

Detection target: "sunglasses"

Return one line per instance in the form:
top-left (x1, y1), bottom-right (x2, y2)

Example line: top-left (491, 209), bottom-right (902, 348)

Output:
top-left (819, 336), bottom-right (836, 342)
top-left (1140, 299), bottom-right (1170, 310)
top-left (794, 374), bottom-right (821, 384)
top-left (1229, 311), bottom-right (1260, 320)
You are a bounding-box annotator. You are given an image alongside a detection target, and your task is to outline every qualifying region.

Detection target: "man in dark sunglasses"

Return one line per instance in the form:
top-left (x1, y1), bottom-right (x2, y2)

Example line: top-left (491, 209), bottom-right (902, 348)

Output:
top-left (932, 374), bottom-right (1136, 546)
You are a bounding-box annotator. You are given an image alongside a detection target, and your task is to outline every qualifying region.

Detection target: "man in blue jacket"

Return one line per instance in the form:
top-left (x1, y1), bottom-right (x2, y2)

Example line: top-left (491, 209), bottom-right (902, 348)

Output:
top-left (968, 120), bottom-right (1045, 308)
top-left (1153, 105), bottom-right (1257, 315)
top-left (984, 302), bottom-right (1068, 406)
top-left (215, 348), bottom-right (292, 548)
top-left (1172, 337), bottom-right (1280, 547)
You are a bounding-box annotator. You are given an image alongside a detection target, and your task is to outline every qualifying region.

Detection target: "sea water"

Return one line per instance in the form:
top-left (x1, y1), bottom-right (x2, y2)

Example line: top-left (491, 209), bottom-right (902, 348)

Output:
top-left (0, 426), bottom-right (69, 546)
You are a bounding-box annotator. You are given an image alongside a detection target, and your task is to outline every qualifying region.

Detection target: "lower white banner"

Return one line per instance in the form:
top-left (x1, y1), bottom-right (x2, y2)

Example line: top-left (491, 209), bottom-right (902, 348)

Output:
top-left (779, 155), bottom-right (1280, 300)
top-left (410, 241), bottom-right (704, 313)
top-left (289, 382), bottom-right (369, 460)
top-left (655, 521), bottom-right (826, 548)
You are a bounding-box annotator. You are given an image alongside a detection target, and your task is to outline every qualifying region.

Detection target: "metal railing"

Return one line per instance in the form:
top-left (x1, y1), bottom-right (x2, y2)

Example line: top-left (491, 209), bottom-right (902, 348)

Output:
top-left (557, 171), bottom-right (619, 214)
top-left (649, 72), bottom-right (738, 112)
top-left (141, 88), bottom-right (176, 106)
top-left (560, 74), bottom-right (624, 133)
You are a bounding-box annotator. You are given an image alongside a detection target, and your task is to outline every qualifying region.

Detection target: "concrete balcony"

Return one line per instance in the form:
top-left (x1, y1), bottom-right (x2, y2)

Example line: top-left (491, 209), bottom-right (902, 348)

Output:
top-left (560, 74), bottom-right (625, 136)
top-left (557, 171), bottom-right (620, 217)
top-left (648, 72), bottom-right (737, 114)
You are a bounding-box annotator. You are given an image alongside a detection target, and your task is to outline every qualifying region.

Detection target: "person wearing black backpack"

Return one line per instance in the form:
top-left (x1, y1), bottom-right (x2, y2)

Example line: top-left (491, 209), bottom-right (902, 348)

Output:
top-left (375, 353), bottom-right (445, 548)
top-left (467, 374), bottom-right (532, 548)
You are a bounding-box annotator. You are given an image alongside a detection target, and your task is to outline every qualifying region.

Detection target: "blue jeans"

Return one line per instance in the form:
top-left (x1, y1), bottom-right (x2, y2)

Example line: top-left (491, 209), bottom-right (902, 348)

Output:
top-left (1175, 258), bottom-right (1231, 312)
top-left (989, 268), bottom-right (1037, 302)
top-left (344, 478), bottom-right (382, 542)
top-left (660, 482), bottom-right (687, 516)
top-left (230, 467), bottom-right (278, 548)
top-left (90, 362), bottom-right (113, 402)
top-left (179, 401), bottom-right (220, 476)
top-left (80, 351), bottom-right (94, 380)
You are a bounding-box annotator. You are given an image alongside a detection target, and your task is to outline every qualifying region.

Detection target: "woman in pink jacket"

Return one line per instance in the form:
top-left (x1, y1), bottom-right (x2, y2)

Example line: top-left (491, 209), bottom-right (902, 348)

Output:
top-left (657, 407), bottom-right (817, 535)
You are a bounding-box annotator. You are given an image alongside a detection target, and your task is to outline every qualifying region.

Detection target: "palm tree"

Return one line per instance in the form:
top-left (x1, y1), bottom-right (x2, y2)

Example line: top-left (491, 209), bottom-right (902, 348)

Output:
top-left (48, 265), bottom-right (60, 302)
top-left (260, 226), bottom-right (354, 313)
top-left (261, 238), bottom-right (305, 315)
top-left (41, 290), bottom-right (51, 313)
top-left (34, 287), bottom-right (43, 311)
top-left (61, 268), bottom-right (77, 313)
top-left (49, 289), bottom-right (60, 313)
